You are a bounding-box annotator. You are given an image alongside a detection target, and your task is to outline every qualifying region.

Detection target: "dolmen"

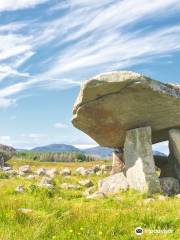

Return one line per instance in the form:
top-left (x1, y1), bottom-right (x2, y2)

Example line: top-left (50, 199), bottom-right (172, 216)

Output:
top-left (72, 71), bottom-right (180, 194)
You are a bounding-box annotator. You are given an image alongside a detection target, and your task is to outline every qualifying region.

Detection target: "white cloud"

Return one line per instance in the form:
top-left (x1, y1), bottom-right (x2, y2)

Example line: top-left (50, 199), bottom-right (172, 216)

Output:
top-left (74, 144), bottom-right (98, 149)
top-left (0, 0), bottom-right (49, 12)
top-left (54, 122), bottom-right (68, 129)
top-left (0, 0), bottom-right (180, 108)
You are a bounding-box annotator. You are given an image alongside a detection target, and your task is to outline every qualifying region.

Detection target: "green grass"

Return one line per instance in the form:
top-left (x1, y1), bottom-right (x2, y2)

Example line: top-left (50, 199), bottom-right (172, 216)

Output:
top-left (0, 159), bottom-right (179, 240)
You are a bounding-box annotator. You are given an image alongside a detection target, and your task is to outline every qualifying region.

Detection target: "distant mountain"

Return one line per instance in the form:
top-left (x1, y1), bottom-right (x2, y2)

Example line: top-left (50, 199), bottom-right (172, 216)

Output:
top-left (153, 151), bottom-right (167, 156)
top-left (16, 144), bottom-right (166, 158)
top-left (30, 144), bottom-right (80, 153)
top-left (83, 146), bottom-right (112, 158)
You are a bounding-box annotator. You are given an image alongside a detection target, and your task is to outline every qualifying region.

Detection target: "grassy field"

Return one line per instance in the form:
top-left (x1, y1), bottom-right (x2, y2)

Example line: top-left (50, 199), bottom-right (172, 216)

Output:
top-left (0, 159), bottom-right (179, 240)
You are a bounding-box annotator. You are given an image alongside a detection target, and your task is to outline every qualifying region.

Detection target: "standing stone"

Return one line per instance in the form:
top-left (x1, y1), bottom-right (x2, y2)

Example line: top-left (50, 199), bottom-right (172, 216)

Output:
top-left (99, 172), bottom-right (129, 194)
top-left (169, 129), bottom-right (180, 181)
top-left (111, 148), bottom-right (125, 174)
top-left (124, 126), bottom-right (161, 193)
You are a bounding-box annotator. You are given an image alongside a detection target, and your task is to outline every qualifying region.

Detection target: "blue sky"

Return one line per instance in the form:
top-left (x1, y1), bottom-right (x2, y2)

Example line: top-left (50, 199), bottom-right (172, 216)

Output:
top-left (0, 0), bottom-right (180, 153)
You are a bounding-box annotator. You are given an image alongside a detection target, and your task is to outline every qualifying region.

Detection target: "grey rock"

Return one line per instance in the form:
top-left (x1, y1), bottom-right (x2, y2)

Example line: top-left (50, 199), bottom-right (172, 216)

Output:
top-left (83, 186), bottom-right (96, 196)
top-left (160, 177), bottom-right (180, 195)
top-left (2, 166), bottom-right (12, 171)
top-left (39, 177), bottom-right (54, 188)
top-left (169, 129), bottom-right (180, 181)
top-left (18, 208), bottom-right (32, 214)
top-left (60, 183), bottom-right (81, 190)
top-left (0, 144), bottom-right (16, 167)
top-left (86, 191), bottom-right (106, 199)
top-left (46, 168), bottom-right (58, 178)
top-left (19, 165), bottom-right (31, 173)
top-left (36, 168), bottom-right (47, 176)
top-left (124, 127), bottom-right (161, 194)
top-left (144, 198), bottom-right (155, 203)
top-left (26, 174), bottom-right (36, 180)
top-left (111, 149), bottom-right (125, 174)
top-left (75, 167), bottom-right (90, 176)
top-left (60, 168), bottom-right (71, 176)
top-left (79, 179), bottom-right (94, 188)
top-left (99, 172), bottom-right (129, 194)
top-left (15, 185), bottom-right (25, 193)
top-left (72, 71), bottom-right (180, 148)
top-left (158, 195), bottom-right (168, 201)
top-left (175, 194), bottom-right (180, 198)
top-left (92, 165), bottom-right (101, 173)
top-left (100, 165), bottom-right (112, 171)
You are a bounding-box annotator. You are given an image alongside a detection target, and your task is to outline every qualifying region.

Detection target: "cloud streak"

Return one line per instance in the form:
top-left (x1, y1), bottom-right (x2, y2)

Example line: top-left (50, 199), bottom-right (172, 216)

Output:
top-left (0, 0), bottom-right (180, 107)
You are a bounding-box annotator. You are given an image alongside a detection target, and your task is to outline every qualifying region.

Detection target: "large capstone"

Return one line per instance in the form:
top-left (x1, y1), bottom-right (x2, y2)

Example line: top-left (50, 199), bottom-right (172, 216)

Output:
top-left (124, 126), bottom-right (161, 193)
top-left (72, 71), bottom-right (180, 148)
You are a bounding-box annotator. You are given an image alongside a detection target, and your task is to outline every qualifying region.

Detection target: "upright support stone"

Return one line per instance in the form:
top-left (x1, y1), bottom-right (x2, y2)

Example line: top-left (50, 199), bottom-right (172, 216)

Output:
top-left (168, 129), bottom-right (180, 181)
top-left (124, 126), bottom-right (161, 193)
top-left (111, 148), bottom-right (125, 174)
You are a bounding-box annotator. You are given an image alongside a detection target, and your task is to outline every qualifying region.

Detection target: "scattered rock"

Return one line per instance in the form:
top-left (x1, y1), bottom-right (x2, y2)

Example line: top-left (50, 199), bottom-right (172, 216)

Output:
top-left (160, 177), bottom-right (180, 195)
top-left (92, 165), bottom-right (101, 173)
top-left (83, 186), bottom-right (96, 196)
top-left (175, 194), bottom-right (180, 198)
top-left (26, 174), bottom-right (36, 180)
top-left (75, 167), bottom-right (89, 176)
top-left (6, 170), bottom-right (18, 176)
top-left (46, 168), bottom-right (58, 178)
top-left (158, 195), bottom-right (168, 201)
top-left (79, 179), bottom-right (94, 188)
top-left (100, 165), bottom-right (112, 172)
top-left (18, 208), bottom-right (32, 214)
top-left (36, 168), bottom-right (47, 176)
top-left (86, 191), bottom-right (106, 200)
top-left (39, 177), bottom-right (54, 188)
top-left (60, 183), bottom-right (80, 190)
top-left (2, 166), bottom-right (12, 171)
top-left (15, 185), bottom-right (25, 193)
top-left (99, 172), bottom-right (129, 194)
top-left (19, 165), bottom-right (31, 173)
top-left (144, 198), bottom-right (155, 203)
top-left (60, 168), bottom-right (71, 176)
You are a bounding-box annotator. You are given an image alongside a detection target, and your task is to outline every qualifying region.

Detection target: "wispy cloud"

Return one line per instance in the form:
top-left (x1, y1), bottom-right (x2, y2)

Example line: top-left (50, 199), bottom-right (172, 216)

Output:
top-left (54, 122), bottom-right (68, 129)
top-left (0, 0), bottom-right (49, 11)
top-left (0, 0), bottom-right (180, 108)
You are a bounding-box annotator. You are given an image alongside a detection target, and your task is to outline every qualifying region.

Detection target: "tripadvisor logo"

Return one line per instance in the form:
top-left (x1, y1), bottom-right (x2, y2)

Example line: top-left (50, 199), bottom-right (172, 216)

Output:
top-left (135, 227), bottom-right (143, 235)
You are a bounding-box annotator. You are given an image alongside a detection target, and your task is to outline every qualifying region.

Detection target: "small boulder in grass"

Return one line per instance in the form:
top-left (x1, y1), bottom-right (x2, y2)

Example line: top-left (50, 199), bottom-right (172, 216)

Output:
top-left (19, 165), bottom-right (32, 173)
top-left (83, 186), bottom-right (96, 196)
top-left (26, 174), bottom-right (36, 180)
top-left (46, 168), bottom-right (58, 178)
top-left (15, 185), bottom-right (25, 193)
top-left (86, 191), bottom-right (106, 200)
top-left (36, 168), bottom-right (47, 176)
top-left (2, 166), bottom-right (12, 171)
top-left (18, 208), bottom-right (32, 214)
top-left (79, 179), bottom-right (94, 188)
top-left (60, 168), bottom-right (71, 176)
top-left (175, 194), bottom-right (180, 198)
top-left (39, 176), bottom-right (54, 188)
top-left (144, 198), bottom-right (155, 203)
top-left (60, 183), bottom-right (81, 190)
